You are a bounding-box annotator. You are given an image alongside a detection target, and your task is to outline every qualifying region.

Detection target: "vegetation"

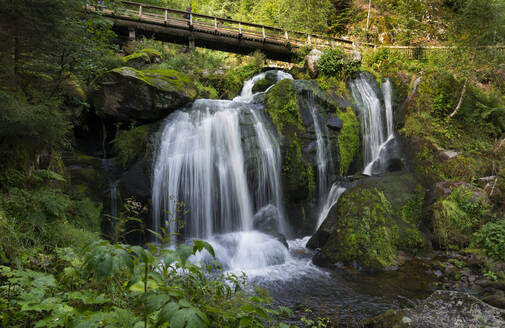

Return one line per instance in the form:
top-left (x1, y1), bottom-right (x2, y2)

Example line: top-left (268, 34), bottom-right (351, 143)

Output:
top-left (1, 0), bottom-right (505, 325)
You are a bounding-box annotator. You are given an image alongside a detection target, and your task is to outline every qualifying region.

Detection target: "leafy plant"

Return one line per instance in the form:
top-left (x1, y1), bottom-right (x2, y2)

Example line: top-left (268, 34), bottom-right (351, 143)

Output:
top-left (473, 219), bottom-right (505, 261)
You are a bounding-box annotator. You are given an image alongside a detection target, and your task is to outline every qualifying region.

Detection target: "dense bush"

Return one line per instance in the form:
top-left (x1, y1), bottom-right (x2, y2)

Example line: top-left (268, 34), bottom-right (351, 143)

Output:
top-left (474, 220), bottom-right (505, 261)
top-left (317, 48), bottom-right (358, 79)
top-left (433, 186), bottom-right (489, 249)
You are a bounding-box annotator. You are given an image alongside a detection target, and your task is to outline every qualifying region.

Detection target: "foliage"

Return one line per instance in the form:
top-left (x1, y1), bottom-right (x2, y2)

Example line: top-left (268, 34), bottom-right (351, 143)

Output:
top-left (112, 124), bottom-right (152, 168)
top-left (317, 47), bottom-right (358, 79)
top-left (474, 219), bottom-right (505, 261)
top-left (0, 236), bottom-right (290, 327)
top-left (433, 186), bottom-right (489, 249)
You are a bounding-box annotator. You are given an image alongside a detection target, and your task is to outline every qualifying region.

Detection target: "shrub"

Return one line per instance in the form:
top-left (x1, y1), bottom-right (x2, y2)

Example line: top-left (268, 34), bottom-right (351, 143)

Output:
top-left (318, 47), bottom-right (358, 79)
top-left (474, 220), bottom-right (505, 261)
top-left (112, 124), bottom-right (152, 168)
top-left (433, 186), bottom-right (489, 249)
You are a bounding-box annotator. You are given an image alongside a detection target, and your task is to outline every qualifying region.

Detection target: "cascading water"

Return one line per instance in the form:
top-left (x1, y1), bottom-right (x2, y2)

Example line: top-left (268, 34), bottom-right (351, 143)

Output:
top-left (152, 71), bottom-right (291, 247)
top-left (110, 181), bottom-right (118, 218)
top-left (315, 183), bottom-right (346, 230)
top-left (349, 73), bottom-right (395, 176)
top-left (305, 92), bottom-right (333, 209)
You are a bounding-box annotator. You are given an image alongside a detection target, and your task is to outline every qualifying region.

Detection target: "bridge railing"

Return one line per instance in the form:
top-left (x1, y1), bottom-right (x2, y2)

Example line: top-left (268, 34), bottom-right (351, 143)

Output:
top-left (88, 1), bottom-right (366, 50)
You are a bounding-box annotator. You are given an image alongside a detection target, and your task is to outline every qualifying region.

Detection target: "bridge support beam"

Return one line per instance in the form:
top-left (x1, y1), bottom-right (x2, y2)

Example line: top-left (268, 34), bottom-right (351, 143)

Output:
top-left (188, 36), bottom-right (195, 49)
top-left (128, 27), bottom-right (136, 41)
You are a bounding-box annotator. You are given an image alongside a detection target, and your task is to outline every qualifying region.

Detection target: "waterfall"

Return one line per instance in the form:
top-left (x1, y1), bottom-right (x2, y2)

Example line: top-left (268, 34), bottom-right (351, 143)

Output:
top-left (315, 183), bottom-right (346, 230)
top-left (152, 71), bottom-right (292, 244)
top-left (110, 181), bottom-right (118, 218)
top-left (305, 92), bottom-right (333, 208)
top-left (349, 74), bottom-right (395, 176)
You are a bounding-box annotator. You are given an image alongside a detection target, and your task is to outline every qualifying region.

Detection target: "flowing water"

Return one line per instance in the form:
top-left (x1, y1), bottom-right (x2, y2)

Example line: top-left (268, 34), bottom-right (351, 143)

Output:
top-left (306, 92), bottom-right (333, 211)
top-left (349, 74), bottom-right (395, 176)
top-left (151, 71), bottom-right (432, 325)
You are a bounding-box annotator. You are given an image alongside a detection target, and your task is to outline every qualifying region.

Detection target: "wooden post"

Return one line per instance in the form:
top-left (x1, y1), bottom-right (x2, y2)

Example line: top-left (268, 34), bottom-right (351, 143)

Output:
top-left (262, 27), bottom-right (266, 40)
top-left (139, 5), bottom-right (142, 18)
top-left (128, 27), bottom-right (136, 41)
top-left (189, 13), bottom-right (193, 27)
top-left (164, 9), bottom-right (168, 23)
top-left (214, 18), bottom-right (218, 31)
top-left (238, 22), bottom-right (242, 37)
top-left (285, 31), bottom-right (289, 42)
top-left (308, 35), bottom-right (312, 45)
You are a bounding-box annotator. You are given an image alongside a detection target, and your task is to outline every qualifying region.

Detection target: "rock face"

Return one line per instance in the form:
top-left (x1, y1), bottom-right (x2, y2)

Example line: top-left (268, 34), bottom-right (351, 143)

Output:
top-left (264, 79), bottom-right (360, 234)
top-left (365, 290), bottom-right (505, 328)
top-left (92, 67), bottom-right (198, 123)
top-left (309, 171), bottom-right (426, 271)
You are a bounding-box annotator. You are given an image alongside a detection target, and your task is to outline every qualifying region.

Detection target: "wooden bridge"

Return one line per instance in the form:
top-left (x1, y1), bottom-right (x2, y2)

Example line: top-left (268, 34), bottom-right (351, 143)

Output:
top-left (86, 1), bottom-right (365, 62)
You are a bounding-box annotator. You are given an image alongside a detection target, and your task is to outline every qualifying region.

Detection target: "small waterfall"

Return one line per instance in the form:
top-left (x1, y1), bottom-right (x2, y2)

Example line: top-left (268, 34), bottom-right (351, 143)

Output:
top-left (152, 71), bottom-right (292, 244)
top-left (306, 92), bottom-right (333, 208)
top-left (349, 74), bottom-right (395, 176)
top-left (315, 183), bottom-right (346, 230)
top-left (110, 181), bottom-right (118, 218)
top-left (234, 70), bottom-right (293, 102)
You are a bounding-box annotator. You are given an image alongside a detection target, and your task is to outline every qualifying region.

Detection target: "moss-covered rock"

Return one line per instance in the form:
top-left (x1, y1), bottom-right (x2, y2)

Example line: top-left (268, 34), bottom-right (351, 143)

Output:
top-left (92, 67), bottom-right (197, 123)
top-left (310, 171), bottom-right (426, 271)
top-left (337, 106), bottom-right (360, 175)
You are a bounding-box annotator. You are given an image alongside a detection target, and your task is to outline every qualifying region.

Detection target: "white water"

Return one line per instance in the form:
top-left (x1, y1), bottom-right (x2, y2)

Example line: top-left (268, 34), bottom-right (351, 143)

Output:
top-left (349, 74), bottom-right (395, 176)
top-left (191, 233), bottom-right (327, 281)
top-left (306, 92), bottom-right (332, 209)
top-left (316, 183), bottom-right (346, 230)
top-left (152, 71), bottom-right (291, 245)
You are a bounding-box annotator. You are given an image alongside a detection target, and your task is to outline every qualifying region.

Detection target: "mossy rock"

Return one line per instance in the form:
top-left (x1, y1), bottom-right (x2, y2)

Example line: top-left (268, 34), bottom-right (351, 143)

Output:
top-left (311, 171), bottom-right (426, 271)
top-left (92, 67), bottom-right (197, 123)
top-left (252, 78), bottom-right (273, 93)
top-left (265, 79), bottom-right (316, 232)
top-left (336, 107), bottom-right (360, 175)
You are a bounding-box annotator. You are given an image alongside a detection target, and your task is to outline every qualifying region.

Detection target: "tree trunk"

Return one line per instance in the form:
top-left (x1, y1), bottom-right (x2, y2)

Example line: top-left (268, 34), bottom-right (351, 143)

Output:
top-left (448, 79), bottom-right (468, 119)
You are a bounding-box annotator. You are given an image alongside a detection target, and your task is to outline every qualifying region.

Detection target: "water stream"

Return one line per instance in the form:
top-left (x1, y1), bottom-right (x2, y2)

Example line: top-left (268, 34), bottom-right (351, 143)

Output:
top-left (151, 71), bottom-right (431, 325)
top-left (349, 74), bottom-right (395, 176)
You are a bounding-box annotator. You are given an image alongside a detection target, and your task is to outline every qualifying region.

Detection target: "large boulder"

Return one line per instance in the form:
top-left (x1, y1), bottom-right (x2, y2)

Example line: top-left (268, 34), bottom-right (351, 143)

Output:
top-left (364, 290), bottom-right (505, 328)
top-left (309, 171), bottom-right (427, 271)
top-left (304, 49), bottom-right (323, 78)
top-left (92, 67), bottom-right (198, 123)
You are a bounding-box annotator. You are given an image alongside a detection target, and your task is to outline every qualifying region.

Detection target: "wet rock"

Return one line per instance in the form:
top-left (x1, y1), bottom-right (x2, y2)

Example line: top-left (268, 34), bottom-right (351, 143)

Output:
top-left (326, 116), bottom-right (343, 131)
top-left (92, 67), bottom-right (197, 123)
top-left (253, 204), bottom-right (281, 235)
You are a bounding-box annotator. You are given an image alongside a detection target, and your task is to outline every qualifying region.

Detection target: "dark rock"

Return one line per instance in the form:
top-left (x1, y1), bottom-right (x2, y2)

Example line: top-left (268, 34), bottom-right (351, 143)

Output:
top-left (326, 116), bottom-right (343, 131)
top-left (253, 204), bottom-right (281, 235)
top-left (92, 67), bottom-right (197, 123)
top-left (483, 294), bottom-right (505, 309)
top-left (304, 49), bottom-right (323, 78)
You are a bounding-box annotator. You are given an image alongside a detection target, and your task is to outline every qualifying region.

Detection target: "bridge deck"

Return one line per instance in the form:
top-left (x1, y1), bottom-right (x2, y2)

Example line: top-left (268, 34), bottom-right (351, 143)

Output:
top-left (87, 1), bottom-right (362, 61)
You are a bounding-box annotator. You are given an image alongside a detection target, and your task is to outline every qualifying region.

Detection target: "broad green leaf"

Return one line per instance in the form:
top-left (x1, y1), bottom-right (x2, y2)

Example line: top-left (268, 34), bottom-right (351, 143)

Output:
top-left (192, 240), bottom-right (215, 258)
top-left (145, 293), bottom-right (170, 313)
top-left (156, 302), bottom-right (179, 326)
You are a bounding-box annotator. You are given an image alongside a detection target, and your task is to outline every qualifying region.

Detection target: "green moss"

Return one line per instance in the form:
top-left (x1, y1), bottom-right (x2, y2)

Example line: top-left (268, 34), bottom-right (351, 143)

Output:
top-left (322, 187), bottom-right (399, 270)
top-left (122, 52), bottom-right (150, 64)
top-left (399, 185), bottom-right (425, 225)
top-left (112, 124), bottom-right (151, 168)
top-left (222, 63), bottom-right (262, 99)
top-left (337, 107), bottom-right (360, 175)
top-left (266, 79), bottom-right (315, 203)
top-left (251, 78), bottom-right (273, 94)
top-left (111, 67), bottom-right (197, 98)
top-left (318, 172), bottom-right (427, 270)
top-left (266, 79), bottom-right (304, 134)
